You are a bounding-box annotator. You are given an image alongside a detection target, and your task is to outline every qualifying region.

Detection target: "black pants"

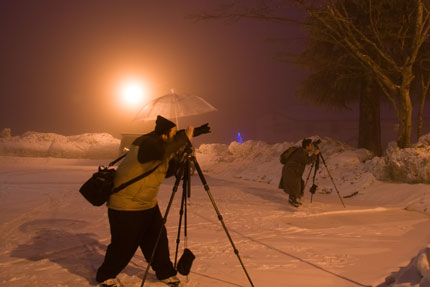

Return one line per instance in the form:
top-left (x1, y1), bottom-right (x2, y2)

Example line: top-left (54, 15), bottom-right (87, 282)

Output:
top-left (96, 205), bottom-right (176, 282)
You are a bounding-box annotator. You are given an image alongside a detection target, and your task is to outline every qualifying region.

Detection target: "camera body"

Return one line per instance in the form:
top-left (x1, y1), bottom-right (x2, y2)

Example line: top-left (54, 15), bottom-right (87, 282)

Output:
top-left (312, 139), bottom-right (321, 148)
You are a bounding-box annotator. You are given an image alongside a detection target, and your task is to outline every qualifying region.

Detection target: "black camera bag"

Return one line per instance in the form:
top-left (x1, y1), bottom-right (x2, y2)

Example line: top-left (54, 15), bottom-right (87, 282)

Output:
top-left (79, 166), bottom-right (117, 206)
top-left (79, 153), bottom-right (160, 206)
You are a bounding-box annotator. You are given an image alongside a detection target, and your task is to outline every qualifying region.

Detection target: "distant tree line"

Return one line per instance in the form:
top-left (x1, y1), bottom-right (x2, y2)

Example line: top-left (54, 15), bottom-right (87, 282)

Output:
top-left (191, 0), bottom-right (430, 155)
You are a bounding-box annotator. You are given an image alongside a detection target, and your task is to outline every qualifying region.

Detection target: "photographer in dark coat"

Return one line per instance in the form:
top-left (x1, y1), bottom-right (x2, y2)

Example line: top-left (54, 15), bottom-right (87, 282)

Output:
top-left (279, 139), bottom-right (320, 208)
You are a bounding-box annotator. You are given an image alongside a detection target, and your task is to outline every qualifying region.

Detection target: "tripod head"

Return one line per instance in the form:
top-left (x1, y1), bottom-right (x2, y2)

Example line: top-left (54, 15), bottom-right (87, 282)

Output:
top-left (183, 141), bottom-right (194, 156)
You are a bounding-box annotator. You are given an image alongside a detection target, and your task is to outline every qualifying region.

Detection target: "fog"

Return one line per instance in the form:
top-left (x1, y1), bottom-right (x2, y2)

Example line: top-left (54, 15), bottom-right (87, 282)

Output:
top-left (1, 0), bottom-right (429, 147)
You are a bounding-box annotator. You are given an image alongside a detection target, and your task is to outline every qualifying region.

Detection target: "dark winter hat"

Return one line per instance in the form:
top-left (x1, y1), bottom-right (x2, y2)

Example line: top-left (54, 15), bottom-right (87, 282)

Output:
top-left (154, 115), bottom-right (176, 135)
top-left (302, 138), bottom-right (312, 148)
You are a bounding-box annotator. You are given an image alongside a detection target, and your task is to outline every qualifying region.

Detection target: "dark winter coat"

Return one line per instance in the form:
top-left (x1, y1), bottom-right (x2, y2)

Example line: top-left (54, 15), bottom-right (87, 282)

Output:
top-left (278, 147), bottom-right (316, 198)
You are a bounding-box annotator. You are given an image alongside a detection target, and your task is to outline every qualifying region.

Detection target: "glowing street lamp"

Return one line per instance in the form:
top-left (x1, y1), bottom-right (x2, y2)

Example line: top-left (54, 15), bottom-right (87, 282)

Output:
top-left (117, 78), bottom-right (148, 109)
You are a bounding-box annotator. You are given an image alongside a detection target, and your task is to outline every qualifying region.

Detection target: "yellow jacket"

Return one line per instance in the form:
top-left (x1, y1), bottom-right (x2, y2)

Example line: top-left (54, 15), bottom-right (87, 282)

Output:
top-left (108, 131), bottom-right (187, 211)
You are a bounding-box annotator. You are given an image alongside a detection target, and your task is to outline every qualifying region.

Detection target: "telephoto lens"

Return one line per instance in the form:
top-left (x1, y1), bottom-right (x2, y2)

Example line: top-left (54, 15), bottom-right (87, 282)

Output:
top-left (193, 123), bottom-right (210, 137)
top-left (312, 139), bottom-right (321, 147)
top-left (177, 123), bottom-right (211, 138)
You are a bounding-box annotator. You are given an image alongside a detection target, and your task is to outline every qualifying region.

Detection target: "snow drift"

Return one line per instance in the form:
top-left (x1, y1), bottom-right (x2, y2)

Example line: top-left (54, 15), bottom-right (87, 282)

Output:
top-left (380, 246), bottom-right (430, 287)
top-left (197, 135), bottom-right (430, 185)
top-left (1, 128), bottom-right (430, 184)
top-left (0, 129), bottom-right (120, 159)
top-left (365, 134), bottom-right (430, 184)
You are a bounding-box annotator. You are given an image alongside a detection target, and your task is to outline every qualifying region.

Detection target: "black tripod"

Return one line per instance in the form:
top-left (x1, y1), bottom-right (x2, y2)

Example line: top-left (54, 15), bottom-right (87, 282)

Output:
top-left (304, 150), bottom-right (346, 208)
top-left (140, 143), bottom-right (255, 287)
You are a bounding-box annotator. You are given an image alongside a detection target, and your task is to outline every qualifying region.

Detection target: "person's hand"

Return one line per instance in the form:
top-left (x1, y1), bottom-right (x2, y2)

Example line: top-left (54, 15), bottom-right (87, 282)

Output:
top-left (185, 126), bottom-right (194, 141)
top-left (314, 149), bottom-right (320, 155)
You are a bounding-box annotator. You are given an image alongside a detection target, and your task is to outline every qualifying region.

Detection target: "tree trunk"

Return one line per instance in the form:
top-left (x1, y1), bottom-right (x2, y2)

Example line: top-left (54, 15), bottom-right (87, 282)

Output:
top-left (358, 83), bottom-right (382, 156)
top-left (417, 80), bottom-right (429, 140)
top-left (397, 88), bottom-right (413, 148)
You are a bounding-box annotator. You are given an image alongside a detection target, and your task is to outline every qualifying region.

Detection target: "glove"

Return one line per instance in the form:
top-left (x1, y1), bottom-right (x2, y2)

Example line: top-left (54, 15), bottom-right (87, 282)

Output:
top-left (193, 123), bottom-right (211, 137)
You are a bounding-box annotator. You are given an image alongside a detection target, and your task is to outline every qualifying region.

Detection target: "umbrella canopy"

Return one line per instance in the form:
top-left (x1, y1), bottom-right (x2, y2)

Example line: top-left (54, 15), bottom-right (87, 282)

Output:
top-left (134, 92), bottom-right (217, 125)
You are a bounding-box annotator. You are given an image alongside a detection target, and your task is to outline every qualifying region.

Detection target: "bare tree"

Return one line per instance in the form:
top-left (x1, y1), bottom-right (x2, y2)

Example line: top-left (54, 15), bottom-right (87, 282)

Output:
top-left (298, 0), bottom-right (430, 148)
top-left (295, 5), bottom-right (383, 155)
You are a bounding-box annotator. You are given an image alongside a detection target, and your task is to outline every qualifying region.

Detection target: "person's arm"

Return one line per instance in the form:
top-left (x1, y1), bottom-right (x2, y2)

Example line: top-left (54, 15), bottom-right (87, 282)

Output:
top-left (164, 127), bottom-right (194, 177)
top-left (305, 149), bottom-right (320, 164)
top-left (137, 127), bottom-right (194, 164)
top-left (165, 157), bottom-right (179, 178)
top-left (164, 126), bottom-right (194, 156)
top-left (137, 136), bottom-right (165, 163)
top-left (164, 131), bottom-right (189, 158)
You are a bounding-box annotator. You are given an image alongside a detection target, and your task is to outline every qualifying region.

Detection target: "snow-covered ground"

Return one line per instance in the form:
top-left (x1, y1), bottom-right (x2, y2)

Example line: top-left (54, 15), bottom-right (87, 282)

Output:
top-left (0, 130), bottom-right (429, 287)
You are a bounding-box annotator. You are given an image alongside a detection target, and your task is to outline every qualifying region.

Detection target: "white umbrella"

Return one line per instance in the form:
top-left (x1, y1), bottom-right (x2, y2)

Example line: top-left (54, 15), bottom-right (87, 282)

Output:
top-left (134, 91), bottom-right (217, 126)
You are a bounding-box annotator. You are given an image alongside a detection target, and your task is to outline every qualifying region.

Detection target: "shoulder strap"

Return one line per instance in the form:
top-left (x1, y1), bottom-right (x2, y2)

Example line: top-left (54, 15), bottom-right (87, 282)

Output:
top-left (111, 163), bottom-right (161, 194)
top-left (108, 153), bottom-right (128, 167)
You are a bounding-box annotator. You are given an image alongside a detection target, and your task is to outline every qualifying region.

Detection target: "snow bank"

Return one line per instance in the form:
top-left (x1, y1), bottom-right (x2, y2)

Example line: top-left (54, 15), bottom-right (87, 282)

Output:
top-left (365, 134), bottom-right (430, 184)
top-left (1, 128), bottom-right (430, 184)
top-left (197, 134), bottom-right (430, 185)
top-left (196, 136), bottom-right (377, 192)
top-left (381, 246), bottom-right (430, 287)
top-left (0, 129), bottom-right (120, 159)
top-left (196, 140), bottom-right (294, 184)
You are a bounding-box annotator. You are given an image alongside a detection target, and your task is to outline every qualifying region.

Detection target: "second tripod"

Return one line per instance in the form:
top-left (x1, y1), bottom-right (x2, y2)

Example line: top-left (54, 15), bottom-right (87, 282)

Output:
top-left (304, 148), bottom-right (346, 208)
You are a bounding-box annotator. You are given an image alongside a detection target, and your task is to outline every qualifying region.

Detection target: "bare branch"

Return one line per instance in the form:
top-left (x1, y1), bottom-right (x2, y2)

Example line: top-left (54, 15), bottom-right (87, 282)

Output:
top-left (369, 0), bottom-right (384, 48)
top-left (328, 3), bottom-right (402, 72)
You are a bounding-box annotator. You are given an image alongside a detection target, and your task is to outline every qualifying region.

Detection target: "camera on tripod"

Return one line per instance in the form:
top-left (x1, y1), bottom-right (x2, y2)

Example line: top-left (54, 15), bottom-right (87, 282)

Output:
top-left (176, 123), bottom-right (211, 153)
top-left (312, 139), bottom-right (321, 148)
top-left (192, 123), bottom-right (211, 137)
top-left (176, 122), bottom-right (211, 160)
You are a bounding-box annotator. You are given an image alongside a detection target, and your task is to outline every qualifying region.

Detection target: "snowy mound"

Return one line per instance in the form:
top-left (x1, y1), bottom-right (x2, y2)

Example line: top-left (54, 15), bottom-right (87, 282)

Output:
top-left (197, 134), bottom-right (430, 186)
top-left (0, 129), bottom-right (120, 159)
top-left (196, 136), bottom-right (377, 191)
top-left (381, 246), bottom-right (430, 287)
top-left (1, 128), bottom-right (430, 184)
top-left (365, 134), bottom-right (430, 184)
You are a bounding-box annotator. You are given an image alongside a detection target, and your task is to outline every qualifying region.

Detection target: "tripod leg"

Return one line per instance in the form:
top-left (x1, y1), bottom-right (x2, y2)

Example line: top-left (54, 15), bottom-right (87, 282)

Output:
top-left (319, 153), bottom-right (346, 208)
top-left (184, 162), bottom-right (190, 242)
top-left (304, 161), bottom-right (315, 191)
top-left (310, 156), bottom-right (320, 204)
top-left (174, 172), bottom-right (188, 268)
top-left (305, 162), bottom-right (315, 203)
top-left (173, 158), bottom-right (192, 268)
top-left (190, 155), bottom-right (255, 287)
top-left (187, 159), bottom-right (192, 199)
top-left (140, 164), bottom-right (186, 287)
